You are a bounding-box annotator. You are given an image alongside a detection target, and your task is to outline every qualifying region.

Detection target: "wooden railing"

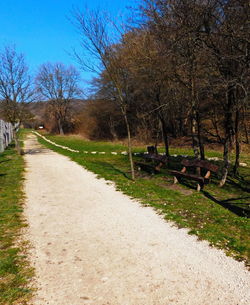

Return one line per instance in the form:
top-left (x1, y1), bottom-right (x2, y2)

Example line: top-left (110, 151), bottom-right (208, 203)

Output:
top-left (0, 120), bottom-right (14, 153)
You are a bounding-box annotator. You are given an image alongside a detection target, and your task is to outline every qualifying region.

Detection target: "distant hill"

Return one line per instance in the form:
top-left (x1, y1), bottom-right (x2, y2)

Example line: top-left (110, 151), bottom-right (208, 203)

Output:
top-left (27, 99), bottom-right (87, 124)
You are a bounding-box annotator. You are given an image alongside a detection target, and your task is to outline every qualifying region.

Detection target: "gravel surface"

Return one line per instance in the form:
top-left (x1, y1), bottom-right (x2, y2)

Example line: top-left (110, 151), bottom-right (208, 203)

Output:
top-left (24, 135), bottom-right (250, 305)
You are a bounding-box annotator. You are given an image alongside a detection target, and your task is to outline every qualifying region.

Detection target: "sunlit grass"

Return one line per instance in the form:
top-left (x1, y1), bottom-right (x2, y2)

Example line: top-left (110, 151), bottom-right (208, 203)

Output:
top-left (37, 133), bottom-right (250, 266)
top-left (0, 136), bottom-right (34, 304)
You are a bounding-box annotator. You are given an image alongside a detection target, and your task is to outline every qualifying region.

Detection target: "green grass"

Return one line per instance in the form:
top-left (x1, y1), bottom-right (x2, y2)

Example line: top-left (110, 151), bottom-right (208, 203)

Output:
top-left (18, 129), bottom-right (32, 148)
top-left (37, 133), bottom-right (250, 266)
top-left (0, 132), bottom-right (33, 304)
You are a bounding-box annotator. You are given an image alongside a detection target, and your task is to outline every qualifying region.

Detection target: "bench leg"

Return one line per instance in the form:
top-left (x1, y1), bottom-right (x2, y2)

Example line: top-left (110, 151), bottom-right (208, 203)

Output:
top-left (135, 164), bottom-right (141, 171)
top-left (197, 183), bottom-right (204, 191)
top-left (173, 176), bottom-right (178, 184)
top-left (155, 162), bottom-right (163, 171)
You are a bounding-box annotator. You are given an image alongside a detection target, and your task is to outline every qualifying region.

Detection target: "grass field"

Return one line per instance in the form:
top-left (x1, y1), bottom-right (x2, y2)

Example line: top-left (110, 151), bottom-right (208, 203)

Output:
top-left (37, 133), bottom-right (250, 266)
top-left (0, 130), bottom-right (33, 305)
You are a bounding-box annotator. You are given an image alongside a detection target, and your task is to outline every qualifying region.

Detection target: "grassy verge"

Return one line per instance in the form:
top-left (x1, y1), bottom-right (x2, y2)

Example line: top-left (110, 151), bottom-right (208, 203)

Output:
top-left (0, 131), bottom-right (33, 305)
top-left (37, 133), bottom-right (250, 266)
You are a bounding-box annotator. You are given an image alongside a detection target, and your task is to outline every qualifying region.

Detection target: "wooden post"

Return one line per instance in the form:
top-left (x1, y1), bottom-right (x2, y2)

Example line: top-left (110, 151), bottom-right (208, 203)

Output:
top-left (0, 120), bottom-right (15, 153)
top-left (0, 120), bottom-right (4, 153)
top-left (173, 176), bottom-right (178, 184)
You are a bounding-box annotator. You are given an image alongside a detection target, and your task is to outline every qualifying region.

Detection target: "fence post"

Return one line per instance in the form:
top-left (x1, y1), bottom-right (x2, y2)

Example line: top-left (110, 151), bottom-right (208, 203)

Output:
top-left (0, 120), bottom-right (4, 153)
top-left (0, 120), bottom-right (14, 153)
top-left (9, 123), bottom-right (13, 145)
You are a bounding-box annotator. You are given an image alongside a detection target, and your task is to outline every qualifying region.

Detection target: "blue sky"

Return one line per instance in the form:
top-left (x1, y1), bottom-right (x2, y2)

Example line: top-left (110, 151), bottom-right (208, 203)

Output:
top-left (0, 0), bottom-right (134, 88)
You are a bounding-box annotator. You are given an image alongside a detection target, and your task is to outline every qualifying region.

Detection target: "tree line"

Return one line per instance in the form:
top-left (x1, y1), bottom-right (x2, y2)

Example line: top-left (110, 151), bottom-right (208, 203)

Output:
top-left (0, 0), bottom-right (249, 184)
top-left (0, 47), bottom-right (82, 152)
top-left (72, 0), bottom-right (249, 183)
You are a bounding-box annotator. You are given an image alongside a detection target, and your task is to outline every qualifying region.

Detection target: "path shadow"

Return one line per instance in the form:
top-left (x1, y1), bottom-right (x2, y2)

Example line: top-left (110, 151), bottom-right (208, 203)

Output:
top-left (24, 148), bottom-right (47, 155)
top-left (226, 177), bottom-right (250, 193)
top-left (92, 161), bottom-right (131, 180)
top-left (0, 159), bottom-right (10, 164)
top-left (168, 177), bottom-right (250, 218)
top-left (202, 191), bottom-right (250, 218)
top-left (221, 196), bottom-right (250, 204)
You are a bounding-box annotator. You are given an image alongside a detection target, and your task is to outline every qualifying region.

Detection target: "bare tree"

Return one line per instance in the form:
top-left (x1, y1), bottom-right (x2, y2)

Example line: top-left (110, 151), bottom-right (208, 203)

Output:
top-left (0, 45), bottom-right (34, 153)
top-left (35, 63), bottom-right (82, 135)
top-left (71, 8), bottom-right (136, 180)
top-left (199, 0), bottom-right (249, 184)
top-left (140, 0), bottom-right (249, 185)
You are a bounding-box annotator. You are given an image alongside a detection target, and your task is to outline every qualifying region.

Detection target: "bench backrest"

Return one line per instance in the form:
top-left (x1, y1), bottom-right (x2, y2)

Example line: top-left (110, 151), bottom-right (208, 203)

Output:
top-left (144, 153), bottom-right (167, 163)
top-left (181, 159), bottom-right (219, 173)
top-left (147, 146), bottom-right (158, 155)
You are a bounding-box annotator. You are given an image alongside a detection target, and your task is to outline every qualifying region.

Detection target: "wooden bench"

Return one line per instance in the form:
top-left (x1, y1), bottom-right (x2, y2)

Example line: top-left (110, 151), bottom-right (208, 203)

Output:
top-left (134, 161), bottom-right (160, 174)
top-left (135, 150), bottom-right (168, 173)
top-left (143, 153), bottom-right (168, 170)
top-left (147, 145), bottom-right (158, 155)
top-left (170, 159), bottom-right (219, 191)
top-left (134, 146), bottom-right (168, 174)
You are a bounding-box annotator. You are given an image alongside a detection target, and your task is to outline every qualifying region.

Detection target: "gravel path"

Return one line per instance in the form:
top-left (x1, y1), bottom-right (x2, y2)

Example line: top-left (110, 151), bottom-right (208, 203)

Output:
top-left (24, 135), bottom-right (250, 305)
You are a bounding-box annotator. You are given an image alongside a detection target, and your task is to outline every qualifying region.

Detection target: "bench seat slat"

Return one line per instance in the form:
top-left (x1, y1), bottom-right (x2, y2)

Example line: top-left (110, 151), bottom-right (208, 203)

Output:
top-left (181, 159), bottom-right (219, 172)
top-left (134, 162), bottom-right (160, 174)
top-left (143, 153), bottom-right (168, 164)
top-left (170, 170), bottom-right (210, 184)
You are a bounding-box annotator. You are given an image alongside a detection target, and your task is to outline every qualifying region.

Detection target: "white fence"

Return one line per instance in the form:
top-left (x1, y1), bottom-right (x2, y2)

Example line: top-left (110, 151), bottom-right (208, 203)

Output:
top-left (0, 120), bottom-right (14, 153)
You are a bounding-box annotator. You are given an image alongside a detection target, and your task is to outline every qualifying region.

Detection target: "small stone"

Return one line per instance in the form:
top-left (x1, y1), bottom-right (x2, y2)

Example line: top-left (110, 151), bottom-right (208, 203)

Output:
top-left (80, 296), bottom-right (89, 300)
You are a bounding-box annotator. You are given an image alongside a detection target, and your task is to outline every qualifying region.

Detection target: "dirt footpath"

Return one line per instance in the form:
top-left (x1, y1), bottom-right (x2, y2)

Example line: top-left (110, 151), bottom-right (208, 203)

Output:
top-left (24, 135), bottom-right (249, 305)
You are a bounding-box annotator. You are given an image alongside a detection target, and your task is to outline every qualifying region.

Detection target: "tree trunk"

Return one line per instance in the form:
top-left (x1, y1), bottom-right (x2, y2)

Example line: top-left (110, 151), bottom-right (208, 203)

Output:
top-left (190, 77), bottom-right (200, 159)
top-left (13, 128), bottom-right (21, 155)
top-left (191, 115), bottom-right (200, 159)
top-left (196, 111), bottom-right (205, 160)
top-left (220, 87), bottom-right (235, 187)
top-left (178, 116), bottom-right (185, 137)
top-left (154, 119), bottom-right (161, 152)
top-left (123, 111), bottom-right (135, 180)
top-left (58, 118), bottom-right (64, 135)
top-left (242, 108), bottom-right (249, 144)
top-left (220, 137), bottom-right (230, 187)
top-left (211, 109), bottom-right (223, 143)
top-left (233, 109), bottom-right (240, 176)
top-left (109, 117), bottom-right (118, 141)
top-left (160, 117), bottom-right (169, 157)
top-left (244, 121), bottom-right (249, 144)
